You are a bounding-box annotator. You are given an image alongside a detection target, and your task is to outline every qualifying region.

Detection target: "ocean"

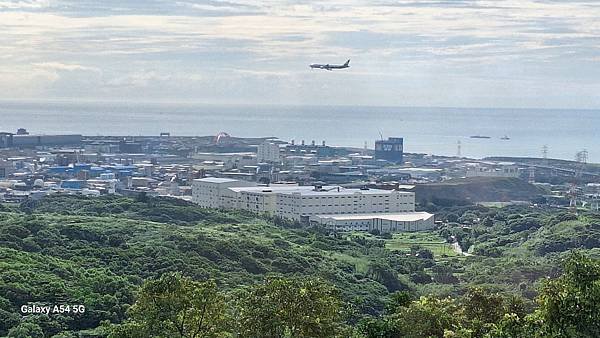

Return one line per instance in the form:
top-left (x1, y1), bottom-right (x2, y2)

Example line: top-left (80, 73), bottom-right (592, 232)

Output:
top-left (0, 100), bottom-right (597, 162)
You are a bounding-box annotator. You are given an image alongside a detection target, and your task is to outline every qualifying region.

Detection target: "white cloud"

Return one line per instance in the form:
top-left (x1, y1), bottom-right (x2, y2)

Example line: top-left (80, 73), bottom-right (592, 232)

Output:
top-left (106, 71), bottom-right (172, 87)
top-left (0, 0), bottom-right (599, 107)
top-left (0, 0), bottom-right (49, 9)
top-left (32, 62), bottom-right (99, 72)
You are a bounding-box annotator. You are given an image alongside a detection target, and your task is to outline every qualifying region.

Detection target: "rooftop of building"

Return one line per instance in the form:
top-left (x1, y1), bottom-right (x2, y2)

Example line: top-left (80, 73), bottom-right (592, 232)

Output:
top-left (229, 185), bottom-right (334, 194)
top-left (297, 188), bottom-right (413, 196)
top-left (314, 212), bottom-right (433, 222)
top-left (194, 177), bottom-right (243, 183)
top-left (228, 185), bottom-right (413, 196)
top-left (193, 152), bottom-right (256, 156)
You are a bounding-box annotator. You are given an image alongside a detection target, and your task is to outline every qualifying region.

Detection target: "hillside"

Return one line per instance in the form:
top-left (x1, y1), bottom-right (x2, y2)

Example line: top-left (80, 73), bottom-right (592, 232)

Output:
top-left (414, 177), bottom-right (547, 205)
top-left (0, 196), bottom-right (411, 335)
top-left (1, 195), bottom-right (599, 337)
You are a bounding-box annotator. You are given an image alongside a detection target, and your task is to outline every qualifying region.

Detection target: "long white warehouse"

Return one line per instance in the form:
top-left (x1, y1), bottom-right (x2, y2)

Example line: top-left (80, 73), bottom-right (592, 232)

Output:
top-left (310, 212), bottom-right (435, 232)
top-left (192, 177), bottom-right (433, 232)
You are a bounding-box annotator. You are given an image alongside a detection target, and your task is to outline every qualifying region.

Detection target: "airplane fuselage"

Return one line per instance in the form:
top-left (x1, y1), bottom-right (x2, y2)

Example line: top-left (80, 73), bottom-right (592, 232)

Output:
top-left (310, 60), bottom-right (350, 71)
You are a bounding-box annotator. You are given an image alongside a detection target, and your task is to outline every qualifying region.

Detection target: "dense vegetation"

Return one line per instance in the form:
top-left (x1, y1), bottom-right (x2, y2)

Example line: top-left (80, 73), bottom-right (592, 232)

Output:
top-left (1, 195), bottom-right (599, 337)
top-left (414, 177), bottom-right (548, 205)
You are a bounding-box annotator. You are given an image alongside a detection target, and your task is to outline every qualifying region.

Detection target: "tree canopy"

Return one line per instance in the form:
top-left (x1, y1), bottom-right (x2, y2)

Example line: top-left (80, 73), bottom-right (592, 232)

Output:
top-left (1, 195), bottom-right (600, 337)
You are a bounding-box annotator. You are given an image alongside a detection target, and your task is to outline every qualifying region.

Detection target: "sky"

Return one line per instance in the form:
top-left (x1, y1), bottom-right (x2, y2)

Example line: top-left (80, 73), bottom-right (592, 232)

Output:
top-left (1, 0), bottom-right (599, 108)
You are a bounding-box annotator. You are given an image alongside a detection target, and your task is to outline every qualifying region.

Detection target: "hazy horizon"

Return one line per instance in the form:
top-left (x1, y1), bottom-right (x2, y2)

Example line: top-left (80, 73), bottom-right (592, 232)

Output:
top-left (2, 98), bottom-right (600, 112)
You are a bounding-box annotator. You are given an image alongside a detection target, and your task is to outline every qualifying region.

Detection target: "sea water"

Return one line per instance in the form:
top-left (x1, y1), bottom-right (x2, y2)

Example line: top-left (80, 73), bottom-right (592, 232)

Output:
top-left (0, 100), bottom-right (597, 162)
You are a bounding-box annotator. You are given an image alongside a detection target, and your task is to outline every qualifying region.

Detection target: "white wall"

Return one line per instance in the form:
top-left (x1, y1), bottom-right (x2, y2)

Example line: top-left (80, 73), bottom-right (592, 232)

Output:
top-left (311, 213), bottom-right (435, 233)
top-left (275, 190), bottom-right (415, 221)
top-left (192, 178), bottom-right (418, 223)
top-left (257, 142), bottom-right (280, 163)
top-left (466, 165), bottom-right (520, 178)
top-left (191, 179), bottom-right (255, 208)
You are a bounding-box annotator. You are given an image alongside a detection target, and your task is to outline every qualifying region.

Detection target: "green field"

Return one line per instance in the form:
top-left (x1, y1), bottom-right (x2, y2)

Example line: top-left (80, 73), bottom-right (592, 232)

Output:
top-left (328, 251), bottom-right (371, 274)
top-left (385, 232), bottom-right (460, 258)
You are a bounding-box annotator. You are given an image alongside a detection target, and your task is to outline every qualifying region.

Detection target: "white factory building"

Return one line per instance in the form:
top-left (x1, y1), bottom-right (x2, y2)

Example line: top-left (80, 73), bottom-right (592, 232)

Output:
top-left (273, 186), bottom-right (415, 221)
top-left (191, 152), bottom-right (257, 170)
top-left (465, 162), bottom-right (520, 178)
top-left (310, 212), bottom-right (435, 233)
top-left (191, 177), bottom-right (256, 209)
top-left (192, 177), bottom-right (434, 232)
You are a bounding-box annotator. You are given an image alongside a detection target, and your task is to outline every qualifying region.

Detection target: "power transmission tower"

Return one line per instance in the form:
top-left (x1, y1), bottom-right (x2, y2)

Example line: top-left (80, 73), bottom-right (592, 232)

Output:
top-left (542, 145), bottom-right (548, 165)
top-left (569, 149), bottom-right (588, 213)
top-left (575, 149), bottom-right (588, 164)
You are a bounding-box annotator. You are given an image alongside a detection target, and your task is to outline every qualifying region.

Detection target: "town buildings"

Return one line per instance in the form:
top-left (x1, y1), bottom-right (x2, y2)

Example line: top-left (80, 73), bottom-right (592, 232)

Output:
top-left (5, 129), bottom-right (579, 230)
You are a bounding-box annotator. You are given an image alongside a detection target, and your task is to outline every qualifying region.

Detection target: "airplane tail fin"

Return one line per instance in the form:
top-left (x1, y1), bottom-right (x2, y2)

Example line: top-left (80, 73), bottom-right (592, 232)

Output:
top-left (344, 59), bottom-right (350, 66)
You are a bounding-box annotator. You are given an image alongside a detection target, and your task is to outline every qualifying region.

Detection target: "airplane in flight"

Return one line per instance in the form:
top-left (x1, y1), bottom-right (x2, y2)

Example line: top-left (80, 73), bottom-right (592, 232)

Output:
top-left (309, 59), bottom-right (350, 71)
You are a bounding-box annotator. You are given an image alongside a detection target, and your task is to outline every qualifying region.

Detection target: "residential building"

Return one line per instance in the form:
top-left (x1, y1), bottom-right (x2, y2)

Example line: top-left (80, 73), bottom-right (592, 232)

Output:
top-left (257, 141), bottom-right (281, 163)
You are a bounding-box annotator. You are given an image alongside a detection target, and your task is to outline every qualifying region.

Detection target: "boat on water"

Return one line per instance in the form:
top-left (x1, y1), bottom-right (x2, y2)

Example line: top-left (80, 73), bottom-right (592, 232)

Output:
top-left (500, 135), bottom-right (510, 140)
top-left (469, 135), bottom-right (491, 139)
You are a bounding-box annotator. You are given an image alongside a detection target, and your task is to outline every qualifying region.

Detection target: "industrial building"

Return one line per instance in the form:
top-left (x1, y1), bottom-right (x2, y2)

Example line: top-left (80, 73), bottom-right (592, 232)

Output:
top-left (191, 177), bottom-right (257, 209)
top-left (375, 137), bottom-right (404, 164)
top-left (191, 177), bottom-right (429, 232)
top-left (310, 212), bottom-right (435, 232)
top-left (465, 162), bottom-right (520, 178)
top-left (191, 152), bottom-right (257, 170)
top-left (273, 186), bottom-right (415, 221)
top-left (284, 140), bottom-right (336, 157)
top-left (0, 132), bottom-right (82, 148)
top-left (368, 168), bottom-right (443, 181)
top-left (119, 140), bottom-right (143, 153)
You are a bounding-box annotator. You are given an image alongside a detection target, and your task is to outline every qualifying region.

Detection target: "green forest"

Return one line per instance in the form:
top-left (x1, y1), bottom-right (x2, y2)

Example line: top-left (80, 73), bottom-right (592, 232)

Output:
top-left (1, 195), bottom-right (599, 337)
